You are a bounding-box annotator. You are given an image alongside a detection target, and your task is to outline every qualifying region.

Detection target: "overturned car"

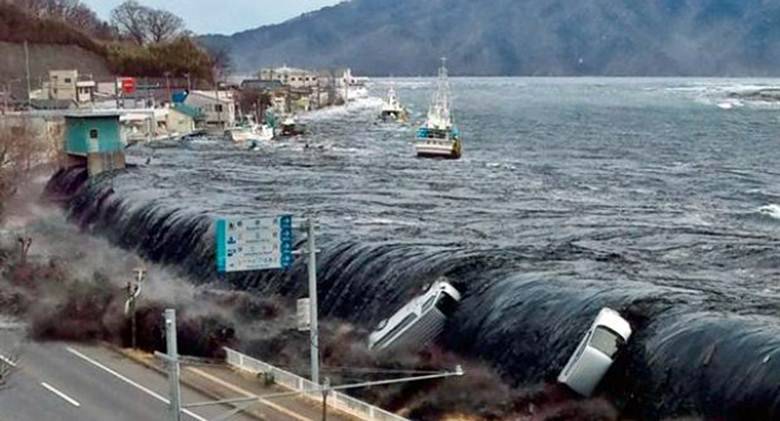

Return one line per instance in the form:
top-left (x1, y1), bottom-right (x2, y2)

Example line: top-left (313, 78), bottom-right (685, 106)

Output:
top-left (368, 280), bottom-right (461, 353)
top-left (558, 307), bottom-right (632, 397)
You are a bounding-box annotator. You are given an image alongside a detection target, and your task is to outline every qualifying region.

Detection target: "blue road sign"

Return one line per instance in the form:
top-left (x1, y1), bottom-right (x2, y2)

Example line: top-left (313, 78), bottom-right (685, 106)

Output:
top-left (216, 215), bottom-right (295, 273)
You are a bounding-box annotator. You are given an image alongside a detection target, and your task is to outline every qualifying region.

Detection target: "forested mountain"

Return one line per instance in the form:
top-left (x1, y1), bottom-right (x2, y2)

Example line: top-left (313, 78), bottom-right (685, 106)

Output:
top-left (200, 0), bottom-right (780, 76)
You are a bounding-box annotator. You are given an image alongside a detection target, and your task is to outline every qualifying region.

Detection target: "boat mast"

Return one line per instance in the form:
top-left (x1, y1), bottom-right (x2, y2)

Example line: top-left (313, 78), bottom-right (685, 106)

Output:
top-left (430, 57), bottom-right (451, 128)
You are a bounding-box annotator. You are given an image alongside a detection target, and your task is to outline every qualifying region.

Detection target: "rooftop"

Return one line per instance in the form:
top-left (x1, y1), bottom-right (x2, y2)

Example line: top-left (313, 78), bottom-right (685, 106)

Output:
top-left (64, 111), bottom-right (122, 118)
top-left (189, 90), bottom-right (234, 102)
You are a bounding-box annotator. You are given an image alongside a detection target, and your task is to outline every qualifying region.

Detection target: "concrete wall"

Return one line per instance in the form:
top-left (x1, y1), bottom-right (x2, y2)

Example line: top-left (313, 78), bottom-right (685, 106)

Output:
top-left (0, 42), bottom-right (112, 99)
top-left (0, 114), bottom-right (64, 162)
top-left (86, 151), bottom-right (125, 177)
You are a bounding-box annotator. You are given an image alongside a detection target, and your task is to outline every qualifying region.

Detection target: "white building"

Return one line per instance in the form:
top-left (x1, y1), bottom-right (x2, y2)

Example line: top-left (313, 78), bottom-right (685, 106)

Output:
top-left (185, 90), bottom-right (235, 128)
top-left (42, 70), bottom-right (96, 106)
top-left (258, 66), bottom-right (319, 89)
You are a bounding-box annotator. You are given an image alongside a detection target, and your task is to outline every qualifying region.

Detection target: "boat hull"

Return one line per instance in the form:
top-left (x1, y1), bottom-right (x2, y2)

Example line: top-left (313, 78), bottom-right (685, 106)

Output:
top-left (415, 140), bottom-right (461, 159)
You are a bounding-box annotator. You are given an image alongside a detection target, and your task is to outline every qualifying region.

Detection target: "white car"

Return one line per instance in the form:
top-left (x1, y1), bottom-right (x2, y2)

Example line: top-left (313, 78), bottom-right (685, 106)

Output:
top-left (558, 307), bottom-right (632, 397)
top-left (368, 281), bottom-right (461, 352)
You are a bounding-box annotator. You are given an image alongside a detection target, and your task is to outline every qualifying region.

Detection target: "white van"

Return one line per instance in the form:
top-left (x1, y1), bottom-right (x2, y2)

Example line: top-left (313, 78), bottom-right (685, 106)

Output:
top-left (368, 281), bottom-right (461, 352)
top-left (557, 307), bottom-right (632, 397)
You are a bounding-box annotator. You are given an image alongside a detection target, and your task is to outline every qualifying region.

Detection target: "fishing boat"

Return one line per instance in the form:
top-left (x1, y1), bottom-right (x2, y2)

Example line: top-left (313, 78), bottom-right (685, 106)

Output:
top-left (347, 76), bottom-right (369, 100)
top-left (277, 115), bottom-right (307, 137)
top-left (414, 58), bottom-right (462, 159)
top-left (224, 115), bottom-right (274, 143)
top-left (379, 86), bottom-right (408, 122)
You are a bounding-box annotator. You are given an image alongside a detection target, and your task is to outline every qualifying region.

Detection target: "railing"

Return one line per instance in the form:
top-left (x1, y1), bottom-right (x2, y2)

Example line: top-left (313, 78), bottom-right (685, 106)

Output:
top-left (224, 347), bottom-right (408, 421)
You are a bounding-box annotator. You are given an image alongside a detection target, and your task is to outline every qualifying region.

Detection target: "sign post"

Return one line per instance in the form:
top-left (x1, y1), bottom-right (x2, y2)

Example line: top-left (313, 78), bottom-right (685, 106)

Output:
top-left (306, 217), bottom-right (320, 386)
top-left (215, 214), bottom-right (319, 385)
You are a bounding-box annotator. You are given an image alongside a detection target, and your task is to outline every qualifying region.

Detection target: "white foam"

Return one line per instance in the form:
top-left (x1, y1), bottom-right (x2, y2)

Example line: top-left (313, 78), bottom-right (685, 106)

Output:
top-left (300, 96), bottom-right (383, 121)
top-left (758, 204), bottom-right (780, 220)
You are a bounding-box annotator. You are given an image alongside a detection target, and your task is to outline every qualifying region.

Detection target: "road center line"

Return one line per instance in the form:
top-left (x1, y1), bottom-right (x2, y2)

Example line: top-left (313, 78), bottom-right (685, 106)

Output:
top-left (0, 354), bottom-right (17, 367)
top-left (65, 346), bottom-right (207, 421)
top-left (41, 382), bottom-right (81, 407)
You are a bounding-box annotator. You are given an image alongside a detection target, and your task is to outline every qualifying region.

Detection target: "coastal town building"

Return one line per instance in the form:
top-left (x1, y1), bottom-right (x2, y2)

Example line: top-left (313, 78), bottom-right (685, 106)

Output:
top-left (185, 90), bottom-right (236, 128)
top-left (166, 103), bottom-right (199, 135)
top-left (258, 66), bottom-right (319, 89)
top-left (40, 70), bottom-right (97, 106)
top-left (63, 112), bottom-right (126, 176)
top-left (240, 79), bottom-right (284, 92)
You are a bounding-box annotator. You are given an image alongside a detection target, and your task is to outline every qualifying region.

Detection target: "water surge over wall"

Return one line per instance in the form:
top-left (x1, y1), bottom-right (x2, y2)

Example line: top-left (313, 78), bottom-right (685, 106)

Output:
top-left (46, 167), bottom-right (780, 419)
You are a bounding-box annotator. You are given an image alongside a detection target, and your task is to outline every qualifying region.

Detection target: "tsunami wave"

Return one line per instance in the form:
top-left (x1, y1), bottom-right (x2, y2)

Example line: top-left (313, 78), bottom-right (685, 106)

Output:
top-left (45, 166), bottom-right (780, 419)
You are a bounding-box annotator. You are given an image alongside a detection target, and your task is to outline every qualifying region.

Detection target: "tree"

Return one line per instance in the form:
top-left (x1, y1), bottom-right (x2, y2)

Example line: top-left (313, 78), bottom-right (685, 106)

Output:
top-left (110, 0), bottom-right (186, 45)
top-left (12, 0), bottom-right (106, 37)
top-left (145, 8), bottom-right (184, 43)
top-left (0, 122), bottom-right (45, 221)
top-left (110, 0), bottom-right (149, 45)
top-left (206, 46), bottom-right (233, 82)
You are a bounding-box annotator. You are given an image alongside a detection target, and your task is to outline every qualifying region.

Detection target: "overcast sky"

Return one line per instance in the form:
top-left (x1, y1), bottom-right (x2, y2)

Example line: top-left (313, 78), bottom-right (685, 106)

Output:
top-left (81, 0), bottom-right (342, 35)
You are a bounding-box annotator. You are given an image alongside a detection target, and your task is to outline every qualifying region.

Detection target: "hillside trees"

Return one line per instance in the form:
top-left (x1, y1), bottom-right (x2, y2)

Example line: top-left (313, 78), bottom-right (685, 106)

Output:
top-left (111, 0), bottom-right (185, 45)
top-left (9, 0), bottom-right (112, 39)
top-left (106, 36), bottom-right (213, 80)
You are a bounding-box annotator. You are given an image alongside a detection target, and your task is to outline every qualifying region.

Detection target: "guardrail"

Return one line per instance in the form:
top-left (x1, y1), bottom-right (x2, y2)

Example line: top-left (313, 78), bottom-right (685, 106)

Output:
top-left (224, 347), bottom-right (408, 421)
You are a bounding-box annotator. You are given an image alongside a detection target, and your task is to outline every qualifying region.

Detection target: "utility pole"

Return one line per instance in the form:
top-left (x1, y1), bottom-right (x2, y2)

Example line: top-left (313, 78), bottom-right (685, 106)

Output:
top-left (164, 72), bottom-right (171, 103)
top-left (164, 309), bottom-right (182, 421)
top-left (320, 377), bottom-right (330, 421)
top-left (23, 41), bottom-right (31, 107)
top-left (17, 237), bottom-right (31, 266)
top-left (306, 217), bottom-right (320, 386)
top-left (215, 81), bottom-right (223, 129)
top-left (124, 268), bottom-right (145, 349)
top-left (2, 82), bottom-right (8, 115)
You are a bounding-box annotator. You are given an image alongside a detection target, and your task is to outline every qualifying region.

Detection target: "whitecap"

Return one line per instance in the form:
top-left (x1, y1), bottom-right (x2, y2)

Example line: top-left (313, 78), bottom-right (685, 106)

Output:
top-left (758, 204), bottom-right (780, 220)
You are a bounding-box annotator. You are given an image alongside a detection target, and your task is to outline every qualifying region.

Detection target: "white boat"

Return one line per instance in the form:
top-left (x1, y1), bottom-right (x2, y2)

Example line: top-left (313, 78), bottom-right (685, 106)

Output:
top-left (277, 115), bottom-right (306, 137)
top-left (368, 280), bottom-right (461, 353)
top-left (224, 115), bottom-right (274, 143)
top-left (379, 86), bottom-right (408, 122)
top-left (347, 77), bottom-right (369, 100)
top-left (414, 58), bottom-right (462, 159)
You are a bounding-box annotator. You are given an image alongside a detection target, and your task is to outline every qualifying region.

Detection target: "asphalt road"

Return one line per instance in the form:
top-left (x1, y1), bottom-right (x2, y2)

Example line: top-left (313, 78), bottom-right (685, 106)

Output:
top-left (0, 335), bottom-right (257, 421)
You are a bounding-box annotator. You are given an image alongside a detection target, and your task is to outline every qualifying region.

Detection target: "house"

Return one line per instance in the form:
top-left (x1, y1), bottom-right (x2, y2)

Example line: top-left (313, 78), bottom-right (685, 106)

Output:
top-left (42, 70), bottom-right (97, 106)
top-left (76, 80), bottom-right (96, 103)
top-left (258, 66), bottom-right (319, 89)
top-left (167, 103), bottom-right (200, 135)
top-left (185, 90), bottom-right (236, 129)
top-left (47, 70), bottom-right (78, 101)
top-left (63, 112), bottom-right (126, 176)
top-left (240, 79), bottom-right (284, 92)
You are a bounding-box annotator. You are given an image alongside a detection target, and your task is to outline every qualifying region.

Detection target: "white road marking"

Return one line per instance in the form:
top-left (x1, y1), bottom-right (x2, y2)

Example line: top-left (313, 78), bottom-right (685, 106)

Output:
top-left (0, 354), bottom-right (17, 367)
top-left (65, 347), bottom-right (207, 421)
top-left (41, 382), bottom-right (81, 407)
